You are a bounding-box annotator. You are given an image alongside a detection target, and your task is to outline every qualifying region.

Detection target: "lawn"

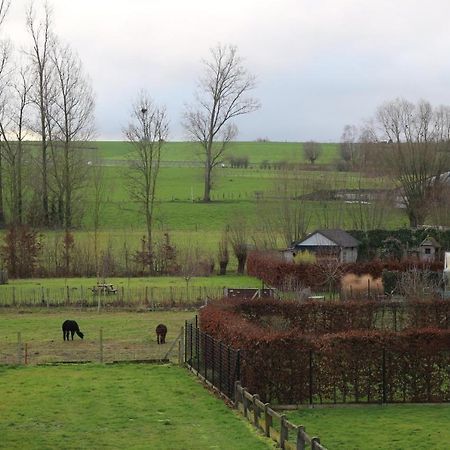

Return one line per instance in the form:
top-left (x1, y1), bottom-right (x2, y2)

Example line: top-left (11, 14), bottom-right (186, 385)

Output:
top-left (287, 404), bottom-right (450, 450)
top-left (0, 364), bottom-right (273, 449)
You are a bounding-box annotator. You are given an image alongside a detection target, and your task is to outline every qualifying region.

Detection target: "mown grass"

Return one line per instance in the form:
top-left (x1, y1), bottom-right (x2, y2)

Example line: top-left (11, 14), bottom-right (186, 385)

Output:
top-left (287, 404), bottom-right (450, 449)
top-left (0, 364), bottom-right (273, 449)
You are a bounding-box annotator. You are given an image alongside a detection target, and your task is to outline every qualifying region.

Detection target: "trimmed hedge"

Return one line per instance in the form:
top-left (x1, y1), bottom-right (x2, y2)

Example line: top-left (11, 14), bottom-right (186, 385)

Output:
top-left (247, 251), bottom-right (443, 290)
top-left (200, 298), bottom-right (450, 404)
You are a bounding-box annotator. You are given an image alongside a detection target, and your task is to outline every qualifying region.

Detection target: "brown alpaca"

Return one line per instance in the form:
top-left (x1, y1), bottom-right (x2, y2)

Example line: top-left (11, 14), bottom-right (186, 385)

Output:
top-left (156, 324), bottom-right (167, 344)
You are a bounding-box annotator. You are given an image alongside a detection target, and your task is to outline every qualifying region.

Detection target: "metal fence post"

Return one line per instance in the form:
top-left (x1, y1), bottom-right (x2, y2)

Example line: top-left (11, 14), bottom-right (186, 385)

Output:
top-left (382, 347), bottom-right (387, 403)
top-left (309, 350), bottom-right (314, 405)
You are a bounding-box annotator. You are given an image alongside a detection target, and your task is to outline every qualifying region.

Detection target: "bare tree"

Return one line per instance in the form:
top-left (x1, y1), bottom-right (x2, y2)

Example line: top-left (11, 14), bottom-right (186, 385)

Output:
top-left (26, 2), bottom-right (55, 226)
top-left (340, 124), bottom-right (359, 168)
top-left (124, 91), bottom-right (168, 272)
top-left (184, 44), bottom-right (260, 202)
top-left (303, 141), bottom-right (321, 165)
top-left (48, 41), bottom-right (95, 231)
top-left (0, 64), bottom-right (33, 225)
top-left (375, 98), bottom-right (450, 227)
top-left (0, 0), bottom-right (11, 226)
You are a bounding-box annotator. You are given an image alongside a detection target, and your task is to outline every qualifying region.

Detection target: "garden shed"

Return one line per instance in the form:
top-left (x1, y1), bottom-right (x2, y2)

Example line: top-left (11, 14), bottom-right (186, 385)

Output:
top-left (419, 236), bottom-right (441, 262)
top-left (290, 229), bottom-right (359, 263)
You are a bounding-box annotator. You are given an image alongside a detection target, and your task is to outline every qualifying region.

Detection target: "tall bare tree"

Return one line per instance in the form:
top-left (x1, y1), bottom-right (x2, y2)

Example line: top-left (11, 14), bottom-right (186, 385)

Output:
top-left (0, 64), bottom-right (33, 225)
top-left (124, 91), bottom-right (168, 272)
top-left (340, 124), bottom-right (360, 168)
top-left (0, 0), bottom-right (11, 226)
top-left (48, 41), bottom-right (95, 230)
top-left (27, 2), bottom-right (54, 226)
top-left (184, 44), bottom-right (260, 202)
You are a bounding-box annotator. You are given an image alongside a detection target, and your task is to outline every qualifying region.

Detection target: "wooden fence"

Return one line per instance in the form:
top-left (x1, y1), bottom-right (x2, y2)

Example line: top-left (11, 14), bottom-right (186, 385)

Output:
top-left (235, 382), bottom-right (327, 450)
top-left (1, 328), bottom-right (184, 365)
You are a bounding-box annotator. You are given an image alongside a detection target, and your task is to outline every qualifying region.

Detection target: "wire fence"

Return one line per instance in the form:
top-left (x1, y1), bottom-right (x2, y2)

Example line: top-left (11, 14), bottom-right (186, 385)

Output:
top-left (0, 329), bottom-right (184, 365)
top-left (0, 285), bottom-right (224, 308)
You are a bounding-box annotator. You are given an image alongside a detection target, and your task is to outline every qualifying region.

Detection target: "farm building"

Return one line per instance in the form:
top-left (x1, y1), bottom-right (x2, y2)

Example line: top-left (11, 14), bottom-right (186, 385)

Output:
top-left (289, 229), bottom-right (360, 263)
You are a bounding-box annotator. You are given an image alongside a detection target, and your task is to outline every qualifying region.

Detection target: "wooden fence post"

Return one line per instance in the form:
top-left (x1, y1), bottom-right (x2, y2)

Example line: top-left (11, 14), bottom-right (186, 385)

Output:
top-left (264, 403), bottom-right (272, 437)
top-left (280, 414), bottom-right (288, 448)
top-left (234, 381), bottom-right (241, 407)
top-left (243, 387), bottom-right (248, 418)
top-left (17, 332), bottom-right (22, 365)
top-left (99, 328), bottom-right (104, 363)
top-left (311, 437), bottom-right (321, 450)
top-left (296, 426), bottom-right (306, 450)
top-left (252, 394), bottom-right (260, 427)
top-left (179, 326), bottom-right (184, 365)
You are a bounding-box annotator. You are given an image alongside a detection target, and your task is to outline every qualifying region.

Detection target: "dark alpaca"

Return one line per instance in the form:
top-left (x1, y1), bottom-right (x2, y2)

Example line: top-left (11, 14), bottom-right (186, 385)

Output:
top-left (156, 324), bottom-right (167, 344)
top-left (62, 320), bottom-right (84, 341)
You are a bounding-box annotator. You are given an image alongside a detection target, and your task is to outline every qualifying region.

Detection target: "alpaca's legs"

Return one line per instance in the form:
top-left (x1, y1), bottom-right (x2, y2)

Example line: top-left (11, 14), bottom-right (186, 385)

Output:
top-left (71, 331), bottom-right (74, 340)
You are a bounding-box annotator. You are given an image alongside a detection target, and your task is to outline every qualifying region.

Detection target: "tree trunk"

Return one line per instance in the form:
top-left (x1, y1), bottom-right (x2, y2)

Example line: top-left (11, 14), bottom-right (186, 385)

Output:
top-left (237, 255), bottom-right (246, 274)
top-left (0, 147), bottom-right (5, 226)
top-left (203, 159), bottom-right (211, 202)
top-left (219, 261), bottom-right (228, 275)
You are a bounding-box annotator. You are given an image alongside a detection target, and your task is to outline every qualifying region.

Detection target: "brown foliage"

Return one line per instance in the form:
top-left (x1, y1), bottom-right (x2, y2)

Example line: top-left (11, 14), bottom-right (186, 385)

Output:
top-left (200, 298), bottom-right (450, 403)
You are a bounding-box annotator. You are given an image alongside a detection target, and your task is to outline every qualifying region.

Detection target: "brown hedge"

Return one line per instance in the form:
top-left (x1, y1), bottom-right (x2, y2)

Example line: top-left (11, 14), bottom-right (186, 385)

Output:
top-left (200, 298), bottom-right (450, 403)
top-left (247, 251), bottom-right (444, 289)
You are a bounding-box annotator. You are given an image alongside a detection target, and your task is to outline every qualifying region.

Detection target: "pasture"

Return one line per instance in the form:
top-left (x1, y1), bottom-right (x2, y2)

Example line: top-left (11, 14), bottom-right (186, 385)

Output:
top-left (0, 310), bottom-right (194, 364)
top-left (0, 364), bottom-right (273, 450)
top-left (287, 405), bottom-right (450, 450)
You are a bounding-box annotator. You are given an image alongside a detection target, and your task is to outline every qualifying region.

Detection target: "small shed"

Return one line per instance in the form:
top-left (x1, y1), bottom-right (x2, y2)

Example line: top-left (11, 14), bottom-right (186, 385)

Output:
top-left (290, 229), bottom-right (360, 263)
top-left (419, 236), bottom-right (441, 262)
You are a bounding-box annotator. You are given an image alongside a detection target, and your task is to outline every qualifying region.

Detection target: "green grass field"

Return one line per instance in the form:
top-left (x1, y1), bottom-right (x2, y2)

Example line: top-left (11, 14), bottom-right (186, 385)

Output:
top-left (0, 364), bottom-right (273, 449)
top-left (0, 310), bottom-right (196, 364)
top-left (94, 140), bottom-right (339, 165)
top-left (287, 404), bottom-right (450, 449)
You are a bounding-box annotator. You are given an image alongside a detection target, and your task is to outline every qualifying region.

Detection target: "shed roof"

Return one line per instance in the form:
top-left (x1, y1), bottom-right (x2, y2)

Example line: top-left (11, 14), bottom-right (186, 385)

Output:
top-left (294, 229), bottom-right (360, 248)
top-left (420, 236), bottom-right (441, 248)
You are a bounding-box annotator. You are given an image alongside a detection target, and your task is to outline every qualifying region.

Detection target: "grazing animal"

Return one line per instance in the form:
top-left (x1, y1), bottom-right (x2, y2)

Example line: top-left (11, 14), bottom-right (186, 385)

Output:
top-left (156, 324), bottom-right (167, 344)
top-left (62, 320), bottom-right (84, 341)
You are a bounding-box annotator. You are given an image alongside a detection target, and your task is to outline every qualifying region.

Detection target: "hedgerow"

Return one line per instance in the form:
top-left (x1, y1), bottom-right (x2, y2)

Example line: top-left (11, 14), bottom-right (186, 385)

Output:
top-left (200, 298), bottom-right (450, 404)
top-left (247, 251), bottom-right (443, 290)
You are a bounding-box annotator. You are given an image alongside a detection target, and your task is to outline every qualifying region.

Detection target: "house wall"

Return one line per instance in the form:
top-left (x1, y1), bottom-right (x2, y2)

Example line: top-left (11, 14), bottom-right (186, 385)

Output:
top-left (419, 246), bottom-right (436, 262)
top-left (341, 247), bottom-right (358, 263)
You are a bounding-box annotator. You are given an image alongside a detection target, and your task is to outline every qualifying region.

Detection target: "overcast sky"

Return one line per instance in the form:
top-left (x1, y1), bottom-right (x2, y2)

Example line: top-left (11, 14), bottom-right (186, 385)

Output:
top-left (5, 0), bottom-right (450, 141)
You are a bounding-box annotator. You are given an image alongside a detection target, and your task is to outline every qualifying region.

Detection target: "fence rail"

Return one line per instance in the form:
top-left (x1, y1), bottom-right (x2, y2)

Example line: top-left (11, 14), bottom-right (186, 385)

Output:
top-left (235, 382), bottom-right (327, 450)
top-left (0, 285), bottom-right (224, 308)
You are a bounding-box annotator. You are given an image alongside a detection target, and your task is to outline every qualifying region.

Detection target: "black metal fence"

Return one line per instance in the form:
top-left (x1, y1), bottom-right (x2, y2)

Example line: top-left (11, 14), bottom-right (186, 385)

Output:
top-left (184, 317), bottom-right (241, 400)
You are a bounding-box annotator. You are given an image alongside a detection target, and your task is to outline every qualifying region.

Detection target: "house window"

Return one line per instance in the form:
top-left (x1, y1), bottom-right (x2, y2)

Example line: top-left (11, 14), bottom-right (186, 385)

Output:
top-left (425, 248), bottom-right (431, 255)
